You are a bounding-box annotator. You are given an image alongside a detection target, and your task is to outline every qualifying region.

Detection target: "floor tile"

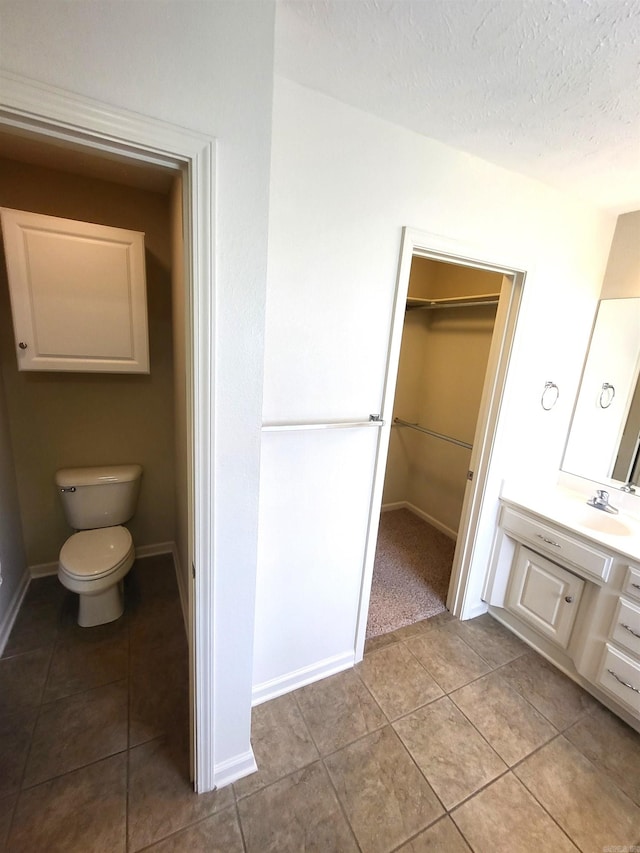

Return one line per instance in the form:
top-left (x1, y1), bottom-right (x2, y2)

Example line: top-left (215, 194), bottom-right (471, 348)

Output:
top-left (364, 630), bottom-right (401, 654)
top-left (565, 703), bottom-right (640, 805)
top-left (43, 626), bottom-right (128, 702)
top-left (405, 627), bottom-right (491, 692)
top-left (0, 647), bottom-right (51, 715)
top-left (514, 736), bottom-right (640, 852)
top-left (0, 795), bottom-right (17, 849)
top-left (234, 692), bottom-right (318, 798)
top-left (394, 696), bottom-right (506, 810)
top-left (145, 805), bottom-right (244, 852)
top-left (450, 671), bottom-right (556, 765)
top-left (23, 680), bottom-right (128, 787)
top-left (128, 736), bottom-right (233, 851)
top-left (0, 708), bottom-right (37, 797)
top-left (397, 816), bottom-right (471, 852)
top-left (325, 726), bottom-right (443, 852)
top-left (394, 612), bottom-right (455, 641)
top-left (357, 641), bottom-right (444, 720)
top-left (295, 668), bottom-right (386, 754)
top-left (498, 651), bottom-right (598, 729)
top-left (238, 761), bottom-right (358, 853)
top-left (129, 589), bottom-right (186, 652)
top-left (6, 753), bottom-right (127, 853)
top-left (452, 772), bottom-right (578, 853)
top-left (2, 596), bottom-right (62, 658)
top-left (129, 638), bottom-right (189, 747)
top-left (445, 612), bottom-right (528, 668)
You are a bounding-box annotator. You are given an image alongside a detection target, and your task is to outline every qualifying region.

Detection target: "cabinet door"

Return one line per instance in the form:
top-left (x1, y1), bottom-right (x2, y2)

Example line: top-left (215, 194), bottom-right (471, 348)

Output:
top-left (506, 546), bottom-right (584, 648)
top-left (0, 208), bottom-right (149, 373)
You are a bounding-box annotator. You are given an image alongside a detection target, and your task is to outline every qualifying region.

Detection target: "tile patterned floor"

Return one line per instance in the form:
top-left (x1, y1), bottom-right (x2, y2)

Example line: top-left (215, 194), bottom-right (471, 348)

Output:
top-left (2, 565), bottom-right (640, 852)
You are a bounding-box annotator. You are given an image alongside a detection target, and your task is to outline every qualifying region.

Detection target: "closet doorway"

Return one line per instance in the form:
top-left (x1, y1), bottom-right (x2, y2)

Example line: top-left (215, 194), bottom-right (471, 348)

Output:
top-left (366, 257), bottom-right (502, 638)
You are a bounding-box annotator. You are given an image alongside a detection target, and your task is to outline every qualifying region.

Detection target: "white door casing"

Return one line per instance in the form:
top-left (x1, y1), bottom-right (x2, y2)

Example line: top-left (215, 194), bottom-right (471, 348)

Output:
top-left (355, 227), bottom-right (526, 661)
top-left (0, 72), bottom-right (218, 791)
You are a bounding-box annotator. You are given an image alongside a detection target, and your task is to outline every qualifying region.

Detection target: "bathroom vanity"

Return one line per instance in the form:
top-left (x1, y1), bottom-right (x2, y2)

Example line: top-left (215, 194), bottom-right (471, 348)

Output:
top-left (485, 486), bottom-right (640, 731)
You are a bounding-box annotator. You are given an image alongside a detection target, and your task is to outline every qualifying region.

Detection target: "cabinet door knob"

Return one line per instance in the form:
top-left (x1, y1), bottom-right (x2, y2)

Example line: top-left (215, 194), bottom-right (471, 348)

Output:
top-left (564, 595), bottom-right (574, 603)
top-left (18, 341), bottom-right (28, 350)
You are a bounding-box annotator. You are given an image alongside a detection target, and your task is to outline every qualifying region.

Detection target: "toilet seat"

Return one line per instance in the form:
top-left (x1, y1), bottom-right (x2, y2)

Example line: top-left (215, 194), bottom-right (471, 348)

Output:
top-left (59, 526), bottom-right (133, 580)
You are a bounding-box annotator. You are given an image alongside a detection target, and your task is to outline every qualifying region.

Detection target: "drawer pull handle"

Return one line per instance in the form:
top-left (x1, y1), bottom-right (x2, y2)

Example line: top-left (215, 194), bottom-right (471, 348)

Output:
top-left (632, 583), bottom-right (640, 591)
top-left (607, 669), bottom-right (640, 694)
top-left (536, 534), bottom-right (561, 548)
top-left (621, 623), bottom-right (640, 639)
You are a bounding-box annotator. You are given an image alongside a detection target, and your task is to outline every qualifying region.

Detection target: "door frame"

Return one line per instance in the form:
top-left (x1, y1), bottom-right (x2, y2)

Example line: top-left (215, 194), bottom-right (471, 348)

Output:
top-left (355, 227), bottom-right (526, 659)
top-left (0, 72), bottom-right (217, 791)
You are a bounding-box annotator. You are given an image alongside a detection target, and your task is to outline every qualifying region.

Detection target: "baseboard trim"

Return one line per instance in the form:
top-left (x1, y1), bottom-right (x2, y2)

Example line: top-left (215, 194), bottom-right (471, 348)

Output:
top-left (381, 501), bottom-right (458, 541)
top-left (29, 561), bottom-right (58, 578)
top-left (461, 600), bottom-right (488, 620)
top-left (213, 748), bottom-right (258, 790)
top-left (28, 541), bottom-right (175, 579)
top-left (135, 542), bottom-right (174, 559)
top-left (0, 569), bottom-right (30, 656)
top-left (252, 651), bottom-right (354, 707)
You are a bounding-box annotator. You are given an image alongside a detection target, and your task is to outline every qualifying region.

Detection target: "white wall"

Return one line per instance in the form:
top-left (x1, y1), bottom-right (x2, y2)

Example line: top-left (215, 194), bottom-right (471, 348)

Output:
top-left (0, 0), bottom-right (275, 779)
top-left (255, 76), bottom-right (616, 695)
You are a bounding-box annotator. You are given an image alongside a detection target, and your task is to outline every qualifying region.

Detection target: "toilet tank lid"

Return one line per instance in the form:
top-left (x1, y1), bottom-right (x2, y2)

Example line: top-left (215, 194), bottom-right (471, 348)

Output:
top-left (55, 464), bottom-right (142, 488)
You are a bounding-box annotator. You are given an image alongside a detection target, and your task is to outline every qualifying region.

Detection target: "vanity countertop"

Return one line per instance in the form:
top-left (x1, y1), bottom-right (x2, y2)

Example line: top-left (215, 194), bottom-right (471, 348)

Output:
top-left (500, 483), bottom-right (640, 563)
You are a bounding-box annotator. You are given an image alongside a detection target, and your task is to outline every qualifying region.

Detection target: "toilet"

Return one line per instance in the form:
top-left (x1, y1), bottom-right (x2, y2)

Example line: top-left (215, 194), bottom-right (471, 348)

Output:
top-left (56, 464), bottom-right (143, 627)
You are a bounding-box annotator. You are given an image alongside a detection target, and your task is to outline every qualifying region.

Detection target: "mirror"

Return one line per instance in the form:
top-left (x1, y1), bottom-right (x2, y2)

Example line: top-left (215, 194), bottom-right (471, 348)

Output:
top-left (562, 297), bottom-right (640, 487)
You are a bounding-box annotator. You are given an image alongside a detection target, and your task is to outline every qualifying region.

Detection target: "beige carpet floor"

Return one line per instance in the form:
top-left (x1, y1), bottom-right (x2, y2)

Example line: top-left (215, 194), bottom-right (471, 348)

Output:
top-left (366, 508), bottom-right (455, 638)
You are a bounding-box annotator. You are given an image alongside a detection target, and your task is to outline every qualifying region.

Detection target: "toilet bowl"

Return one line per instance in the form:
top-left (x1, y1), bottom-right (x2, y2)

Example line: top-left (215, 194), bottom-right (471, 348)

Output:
top-left (58, 526), bottom-right (136, 626)
top-left (55, 464), bottom-right (142, 627)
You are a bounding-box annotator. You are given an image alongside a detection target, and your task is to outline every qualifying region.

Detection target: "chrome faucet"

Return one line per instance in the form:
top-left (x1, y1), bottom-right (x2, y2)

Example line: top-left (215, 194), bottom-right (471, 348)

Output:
top-left (621, 482), bottom-right (636, 493)
top-left (586, 489), bottom-right (619, 514)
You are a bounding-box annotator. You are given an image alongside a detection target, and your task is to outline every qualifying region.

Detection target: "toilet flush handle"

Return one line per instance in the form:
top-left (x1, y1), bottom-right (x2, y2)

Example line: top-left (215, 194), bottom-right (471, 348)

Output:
top-left (60, 486), bottom-right (76, 493)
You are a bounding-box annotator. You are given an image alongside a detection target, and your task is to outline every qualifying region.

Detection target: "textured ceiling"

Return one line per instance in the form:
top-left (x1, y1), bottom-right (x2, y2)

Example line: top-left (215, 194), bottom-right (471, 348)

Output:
top-left (275, 0), bottom-right (640, 214)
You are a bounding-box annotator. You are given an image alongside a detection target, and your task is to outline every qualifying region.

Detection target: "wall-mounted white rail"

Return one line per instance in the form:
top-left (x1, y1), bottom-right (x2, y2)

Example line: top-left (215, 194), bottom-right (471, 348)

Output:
top-left (262, 417), bottom-right (384, 432)
top-left (393, 417), bottom-right (472, 450)
top-left (406, 293), bottom-right (500, 311)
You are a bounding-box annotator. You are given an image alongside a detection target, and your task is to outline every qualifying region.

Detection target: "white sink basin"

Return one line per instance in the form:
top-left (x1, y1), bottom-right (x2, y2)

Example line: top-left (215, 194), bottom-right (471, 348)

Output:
top-left (570, 509), bottom-right (633, 537)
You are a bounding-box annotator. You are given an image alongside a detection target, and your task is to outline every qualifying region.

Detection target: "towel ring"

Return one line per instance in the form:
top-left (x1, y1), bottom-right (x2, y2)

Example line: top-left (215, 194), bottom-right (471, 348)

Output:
top-left (599, 382), bottom-right (615, 409)
top-left (541, 381), bottom-right (559, 411)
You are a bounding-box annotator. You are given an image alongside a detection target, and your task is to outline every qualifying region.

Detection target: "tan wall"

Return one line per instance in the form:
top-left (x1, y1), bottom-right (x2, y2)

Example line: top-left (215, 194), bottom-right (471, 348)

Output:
top-left (383, 260), bottom-right (501, 534)
top-left (0, 158), bottom-right (176, 566)
top-left (600, 211), bottom-right (640, 299)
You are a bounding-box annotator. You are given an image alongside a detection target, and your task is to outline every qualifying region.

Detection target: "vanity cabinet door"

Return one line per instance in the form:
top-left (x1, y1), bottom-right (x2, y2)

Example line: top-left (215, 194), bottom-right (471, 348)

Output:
top-left (505, 546), bottom-right (585, 648)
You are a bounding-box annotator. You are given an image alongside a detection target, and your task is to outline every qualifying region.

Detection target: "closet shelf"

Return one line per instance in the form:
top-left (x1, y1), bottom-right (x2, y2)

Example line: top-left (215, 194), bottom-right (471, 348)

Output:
top-left (393, 417), bottom-right (473, 450)
top-left (406, 293), bottom-right (500, 311)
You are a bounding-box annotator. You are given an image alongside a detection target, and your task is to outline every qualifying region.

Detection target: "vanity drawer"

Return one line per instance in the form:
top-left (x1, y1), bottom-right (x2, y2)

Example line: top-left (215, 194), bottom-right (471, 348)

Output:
top-left (596, 644), bottom-right (640, 715)
top-left (610, 598), bottom-right (640, 657)
top-left (623, 566), bottom-right (640, 603)
top-left (500, 506), bottom-right (612, 582)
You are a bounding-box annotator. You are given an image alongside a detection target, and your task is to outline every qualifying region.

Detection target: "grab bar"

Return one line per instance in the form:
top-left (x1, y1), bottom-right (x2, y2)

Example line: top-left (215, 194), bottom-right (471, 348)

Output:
top-left (262, 416), bottom-right (384, 432)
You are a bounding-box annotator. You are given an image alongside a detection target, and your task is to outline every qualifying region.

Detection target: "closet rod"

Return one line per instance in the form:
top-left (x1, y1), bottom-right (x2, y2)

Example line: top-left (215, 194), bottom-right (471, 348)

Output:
top-left (393, 417), bottom-right (472, 450)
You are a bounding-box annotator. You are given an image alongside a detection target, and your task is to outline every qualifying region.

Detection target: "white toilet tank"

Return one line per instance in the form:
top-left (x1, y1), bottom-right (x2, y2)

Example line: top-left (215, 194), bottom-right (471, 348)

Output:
top-left (56, 464), bottom-right (143, 530)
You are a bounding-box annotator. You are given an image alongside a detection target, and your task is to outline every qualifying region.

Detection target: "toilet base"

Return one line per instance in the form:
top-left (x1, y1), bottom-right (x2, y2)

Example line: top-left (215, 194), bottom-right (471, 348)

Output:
top-left (78, 580), bottom-right (124, 627)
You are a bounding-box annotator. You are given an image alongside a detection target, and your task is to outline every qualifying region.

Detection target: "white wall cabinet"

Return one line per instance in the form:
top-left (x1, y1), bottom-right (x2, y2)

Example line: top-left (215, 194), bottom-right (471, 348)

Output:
top-left (0, 208), bottom-right (149, 373)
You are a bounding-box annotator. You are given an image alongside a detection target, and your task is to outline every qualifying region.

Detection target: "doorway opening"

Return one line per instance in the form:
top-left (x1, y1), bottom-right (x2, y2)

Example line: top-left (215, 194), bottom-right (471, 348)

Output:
top-left (366, 257), bottom-right (503, 638)
top-left (355, 228), bottom-right (525, 659)
top-left (0, 76), bottom-right (217, 791)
